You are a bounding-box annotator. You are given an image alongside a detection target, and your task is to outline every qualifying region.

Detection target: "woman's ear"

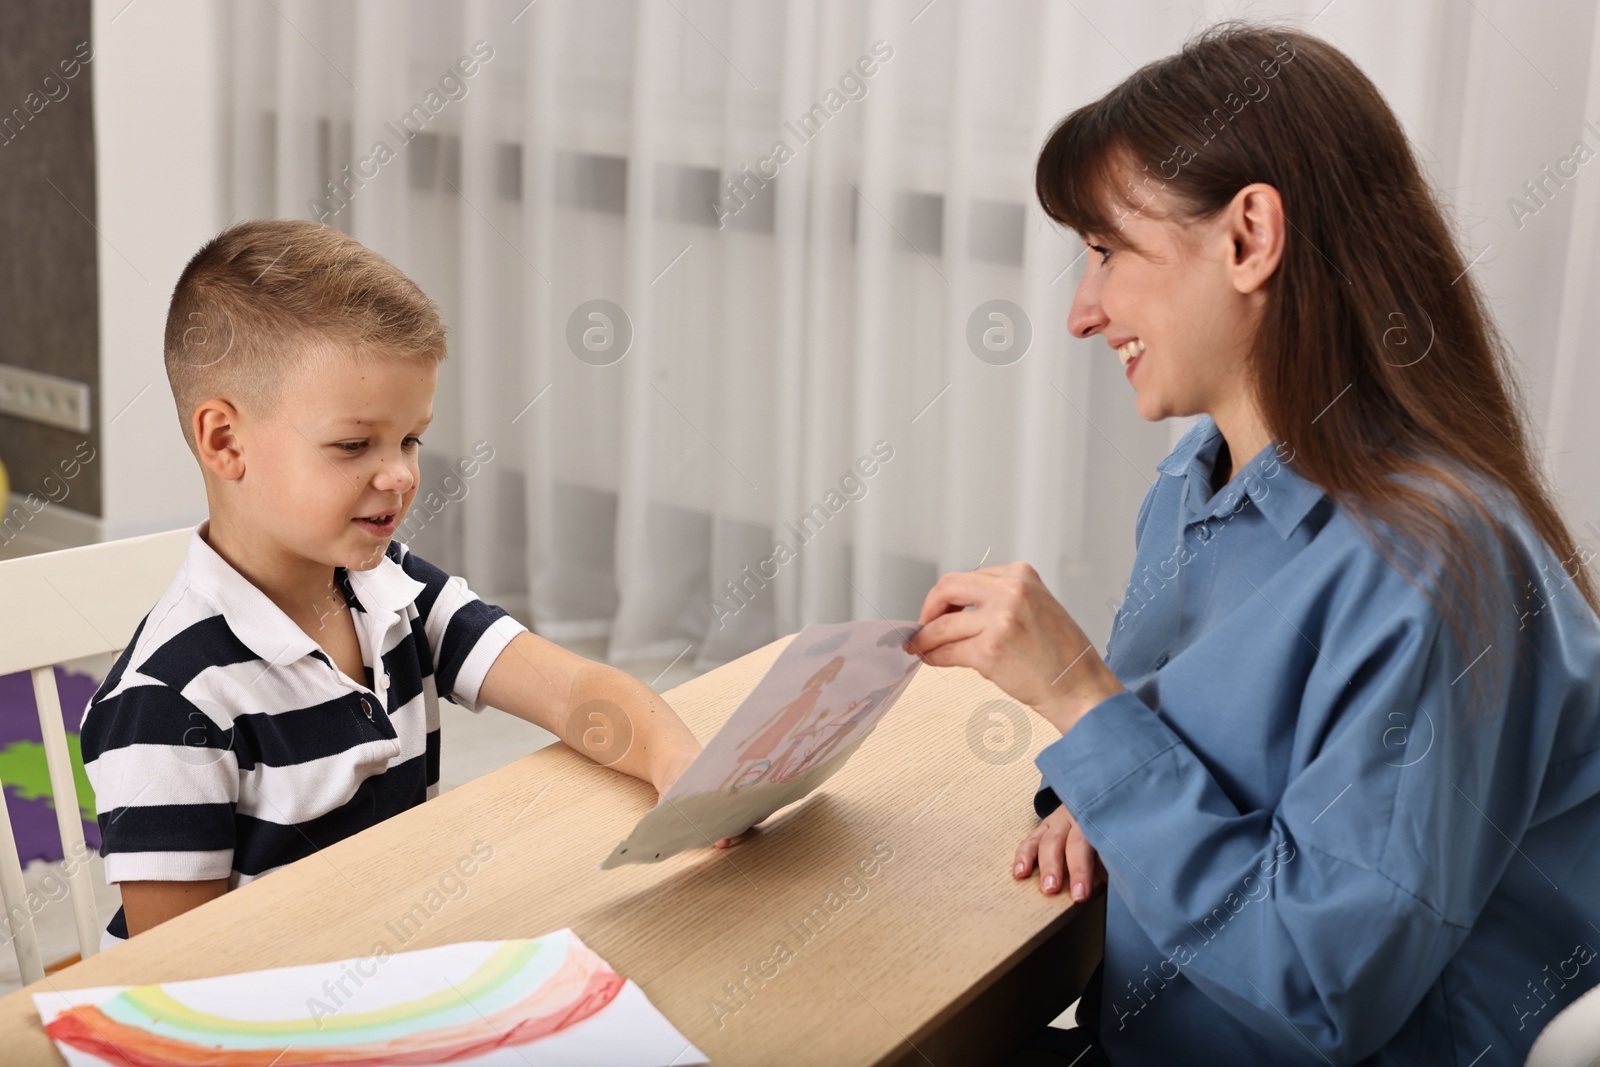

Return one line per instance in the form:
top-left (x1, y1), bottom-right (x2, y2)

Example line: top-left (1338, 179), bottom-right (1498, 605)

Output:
top-left (1227, 182), bottom-right (1286, 295)
top-left (194, 399), bottom-right (246, 480)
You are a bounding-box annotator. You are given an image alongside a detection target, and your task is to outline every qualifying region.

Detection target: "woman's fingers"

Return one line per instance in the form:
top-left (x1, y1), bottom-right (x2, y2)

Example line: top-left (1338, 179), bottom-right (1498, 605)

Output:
top-left (904, 610), bottom-right (986, 663)
top-left (1035, 817), bottom-right (1070, 895)
top-left (1013, 823), bottom-right (1046, 879)
top-left (906, 607), bottom-right (983, 650)
top-left (1066, 827), bottom-right (1098, 902)
top-left (1017, 807), bottom-right (1095, 898)
top-left (915, 570), bottom-right (1001, 626)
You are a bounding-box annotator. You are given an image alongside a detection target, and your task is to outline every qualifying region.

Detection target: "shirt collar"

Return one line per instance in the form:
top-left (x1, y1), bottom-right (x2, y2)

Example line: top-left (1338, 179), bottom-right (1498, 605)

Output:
top-left (344, 543), bottom-right (427, 617)
top-left (1156, 415), bottom-right (1327, 540)
top-left (182, 522), bottom-right (424, 667)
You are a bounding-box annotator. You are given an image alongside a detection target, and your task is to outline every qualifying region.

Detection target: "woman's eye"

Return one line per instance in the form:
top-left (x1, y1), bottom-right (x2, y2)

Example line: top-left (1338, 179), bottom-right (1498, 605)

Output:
top-left (1091, 244), bottom-right (1112, 264)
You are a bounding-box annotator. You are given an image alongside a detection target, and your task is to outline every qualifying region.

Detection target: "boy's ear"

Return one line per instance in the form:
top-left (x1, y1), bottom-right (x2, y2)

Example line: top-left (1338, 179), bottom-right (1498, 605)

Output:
top-left (194, 399), bottom-right (246, 480)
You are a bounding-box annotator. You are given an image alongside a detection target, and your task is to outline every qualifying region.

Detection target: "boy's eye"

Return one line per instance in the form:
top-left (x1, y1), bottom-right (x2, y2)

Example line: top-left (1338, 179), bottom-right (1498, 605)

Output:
top-left (333, 437), bottom-right (424, 453)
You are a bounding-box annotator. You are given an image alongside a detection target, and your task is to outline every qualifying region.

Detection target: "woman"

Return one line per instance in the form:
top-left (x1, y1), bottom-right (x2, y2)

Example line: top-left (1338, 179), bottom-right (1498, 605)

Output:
top-left (905, 22), bottom-right (1600, 1066)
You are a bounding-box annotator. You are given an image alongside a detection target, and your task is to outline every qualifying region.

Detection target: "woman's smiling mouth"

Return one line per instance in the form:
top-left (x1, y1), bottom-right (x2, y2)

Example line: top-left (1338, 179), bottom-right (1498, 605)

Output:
top-left (1116, 338), bottom-right (1145, 382)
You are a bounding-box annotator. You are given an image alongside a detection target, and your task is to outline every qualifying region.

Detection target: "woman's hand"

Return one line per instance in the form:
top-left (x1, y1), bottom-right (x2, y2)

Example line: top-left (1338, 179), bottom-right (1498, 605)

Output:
top-left (1015, 804), bottom-right (1104, 902)
top-left (904, 562), bottom-right (1124, 734)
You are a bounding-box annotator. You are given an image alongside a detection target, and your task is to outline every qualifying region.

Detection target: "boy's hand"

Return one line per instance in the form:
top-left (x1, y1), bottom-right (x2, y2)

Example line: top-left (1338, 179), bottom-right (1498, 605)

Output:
top-left (651, 742), bottom-right (699, 795)
top-left (477, 636), bottom-right (761, 852)
top-left (653, 742), bottom-right (754, 849)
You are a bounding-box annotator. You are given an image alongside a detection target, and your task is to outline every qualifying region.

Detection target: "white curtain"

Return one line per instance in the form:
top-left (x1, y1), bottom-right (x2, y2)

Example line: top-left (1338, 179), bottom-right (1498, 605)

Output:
top-left (220, 0), bottom-right (1600, 669)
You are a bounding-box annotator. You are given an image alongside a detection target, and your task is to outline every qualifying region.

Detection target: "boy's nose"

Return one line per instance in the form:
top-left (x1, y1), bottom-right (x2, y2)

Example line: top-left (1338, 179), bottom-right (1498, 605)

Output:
top-left (372, 456), bottom-right (416, 493)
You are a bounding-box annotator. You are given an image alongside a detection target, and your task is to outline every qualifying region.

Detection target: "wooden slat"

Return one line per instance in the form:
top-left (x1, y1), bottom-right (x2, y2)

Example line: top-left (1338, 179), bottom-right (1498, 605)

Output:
top-left (0, 773), bottom-right (45, 985)
top-left (30, 668), bottom-right (99, 961)
top-left (0, 634), bottom-right (1097, 1064)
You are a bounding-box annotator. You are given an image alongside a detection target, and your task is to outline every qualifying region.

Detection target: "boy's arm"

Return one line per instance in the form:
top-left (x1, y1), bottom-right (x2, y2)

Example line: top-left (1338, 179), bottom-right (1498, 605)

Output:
top-left (476, 631), bottom-right (702, 794)
top-left (82, 679), bottom-right (242, 938)
top-left (120, 879), bottom-right (230, 937)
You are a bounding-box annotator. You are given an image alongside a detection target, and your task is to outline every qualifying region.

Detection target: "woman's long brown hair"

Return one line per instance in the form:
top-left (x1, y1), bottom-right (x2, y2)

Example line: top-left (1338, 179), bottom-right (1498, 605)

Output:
top-left (1036, 22), bottom-right (1598, 708)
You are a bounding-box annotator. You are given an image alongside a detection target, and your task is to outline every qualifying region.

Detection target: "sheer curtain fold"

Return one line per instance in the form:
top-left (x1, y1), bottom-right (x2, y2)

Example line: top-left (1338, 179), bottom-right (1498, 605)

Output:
top-left (222, 0), bottom-right (1600, 667)
top-left (848, 0), bottom-right (899, 624)
top-left (518, 0), bottom-right (561, 640)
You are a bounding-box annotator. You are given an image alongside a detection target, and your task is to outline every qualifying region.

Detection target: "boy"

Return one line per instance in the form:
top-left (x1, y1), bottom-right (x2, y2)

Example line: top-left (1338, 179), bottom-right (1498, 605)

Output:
top-left (80, 219), bottom-right (712, 947)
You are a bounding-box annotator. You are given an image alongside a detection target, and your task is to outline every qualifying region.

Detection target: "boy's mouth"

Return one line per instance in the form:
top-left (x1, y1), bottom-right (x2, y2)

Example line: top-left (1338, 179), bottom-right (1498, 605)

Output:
top-left (353, 512), bottom-right (398, 537)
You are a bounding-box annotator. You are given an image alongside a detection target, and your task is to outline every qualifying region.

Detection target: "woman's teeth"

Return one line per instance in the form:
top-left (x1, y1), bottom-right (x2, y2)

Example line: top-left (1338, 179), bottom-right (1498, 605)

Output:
top-left (1118, 339), bottom-right (1146, 367)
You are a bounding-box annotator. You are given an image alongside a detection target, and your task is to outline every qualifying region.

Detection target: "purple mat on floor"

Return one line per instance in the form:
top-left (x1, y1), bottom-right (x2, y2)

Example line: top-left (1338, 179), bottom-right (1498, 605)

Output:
top-left (0, 666), bottom-right (103, 865)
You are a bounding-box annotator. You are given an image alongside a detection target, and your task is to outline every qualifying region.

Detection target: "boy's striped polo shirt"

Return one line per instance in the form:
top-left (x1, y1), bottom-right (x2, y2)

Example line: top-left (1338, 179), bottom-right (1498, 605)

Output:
top-left (79, 521), bottom-right (527, 947)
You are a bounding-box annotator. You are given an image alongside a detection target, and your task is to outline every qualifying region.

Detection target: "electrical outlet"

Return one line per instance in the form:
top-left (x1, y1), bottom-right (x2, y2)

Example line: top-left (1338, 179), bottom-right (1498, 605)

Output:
top-left (0, 364), bottom-right (92, 433)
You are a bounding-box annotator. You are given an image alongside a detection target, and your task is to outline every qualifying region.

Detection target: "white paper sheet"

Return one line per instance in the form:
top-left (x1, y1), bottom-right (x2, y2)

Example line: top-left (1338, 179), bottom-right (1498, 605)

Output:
top-left (33, 930), bottom-right (707, 1066)
top-left (601, 619), bottom-right (922, 868)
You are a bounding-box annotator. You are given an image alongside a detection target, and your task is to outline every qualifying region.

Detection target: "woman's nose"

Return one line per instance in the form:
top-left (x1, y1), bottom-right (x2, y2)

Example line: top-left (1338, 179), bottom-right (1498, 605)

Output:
top-left (1067, 265), bottom-right (1106, 340)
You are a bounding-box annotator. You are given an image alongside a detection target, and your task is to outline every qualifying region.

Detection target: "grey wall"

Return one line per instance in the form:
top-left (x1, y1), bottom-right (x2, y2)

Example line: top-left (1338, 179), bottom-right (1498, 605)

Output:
top-left (0, 0), bottom-right (100, 516)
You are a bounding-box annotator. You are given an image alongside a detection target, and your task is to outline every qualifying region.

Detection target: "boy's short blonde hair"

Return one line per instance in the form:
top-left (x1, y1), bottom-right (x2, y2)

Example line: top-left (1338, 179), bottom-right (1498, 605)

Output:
top-left (163, 219), bottom-right (447, 452)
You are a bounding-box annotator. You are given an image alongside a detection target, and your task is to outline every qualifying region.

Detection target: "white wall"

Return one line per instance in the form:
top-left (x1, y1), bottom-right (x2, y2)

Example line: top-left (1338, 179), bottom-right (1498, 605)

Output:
top-left (91, 0), bottom-right (226, 539)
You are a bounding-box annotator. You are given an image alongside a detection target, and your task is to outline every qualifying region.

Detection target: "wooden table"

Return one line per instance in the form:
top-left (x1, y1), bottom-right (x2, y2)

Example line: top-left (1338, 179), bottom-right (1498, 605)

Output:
top-left (0, 634), bottom-right (1103, 1065)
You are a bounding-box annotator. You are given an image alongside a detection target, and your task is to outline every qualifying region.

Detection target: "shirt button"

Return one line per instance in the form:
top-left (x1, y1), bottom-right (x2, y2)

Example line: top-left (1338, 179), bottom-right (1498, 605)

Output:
top-left (1196, 523), bottom-right (1212, 543)
top-left (1155, 652), bottom-right (1170, 669)
top-left (360, 697), bottom-right (374, 720)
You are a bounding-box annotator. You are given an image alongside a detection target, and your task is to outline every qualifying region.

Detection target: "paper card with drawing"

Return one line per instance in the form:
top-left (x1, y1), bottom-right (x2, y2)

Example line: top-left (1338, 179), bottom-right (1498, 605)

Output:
top-left (601, 619), bottom-right (922, 869)
top-left (33, 931), bottom-right (706, 1067)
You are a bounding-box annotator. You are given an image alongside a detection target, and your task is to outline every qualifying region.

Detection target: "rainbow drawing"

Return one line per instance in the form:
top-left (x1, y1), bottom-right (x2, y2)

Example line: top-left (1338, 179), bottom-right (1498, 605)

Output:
top-left (35, 931), bottom-right (706, 1067)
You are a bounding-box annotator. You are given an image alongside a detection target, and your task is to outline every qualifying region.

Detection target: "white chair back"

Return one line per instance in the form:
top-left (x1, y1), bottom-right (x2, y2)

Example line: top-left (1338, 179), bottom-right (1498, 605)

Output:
top-left (0, 527), bottom-right (191, 982)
